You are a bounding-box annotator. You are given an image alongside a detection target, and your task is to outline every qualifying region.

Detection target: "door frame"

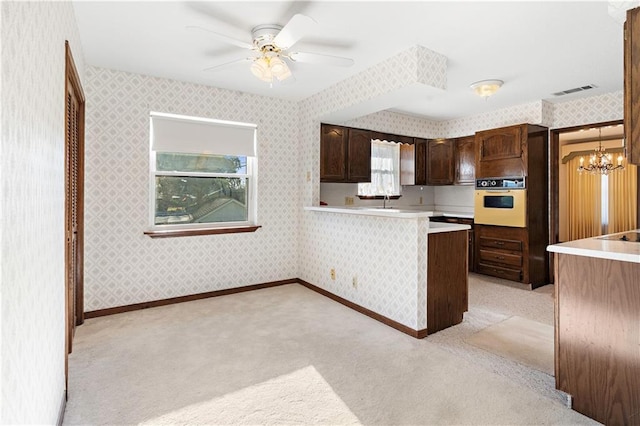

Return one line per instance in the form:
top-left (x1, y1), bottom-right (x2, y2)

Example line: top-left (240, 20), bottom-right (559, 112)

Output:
top-left (64, 40), bottom-right (85, 387)
top-left (549, 119), bottom-right (639, 281)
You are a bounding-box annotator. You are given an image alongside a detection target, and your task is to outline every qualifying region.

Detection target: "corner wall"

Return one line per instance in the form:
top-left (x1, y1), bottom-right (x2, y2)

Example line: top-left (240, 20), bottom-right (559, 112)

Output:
top-left (1, 2), bottom-right (84, 423)
top-left (83, 67), bottom-right (300, 311)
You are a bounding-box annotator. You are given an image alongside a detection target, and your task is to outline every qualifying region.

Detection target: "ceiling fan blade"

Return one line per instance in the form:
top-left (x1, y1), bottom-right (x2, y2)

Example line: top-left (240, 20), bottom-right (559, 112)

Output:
top-left (186, 25), bottom-right (253, 50)
top-left (289, 51), bottom-right (354, 67)
top-left (203, 57), bottom-right (252, 73)
top-left (273, 14), bottom-right (316, 50)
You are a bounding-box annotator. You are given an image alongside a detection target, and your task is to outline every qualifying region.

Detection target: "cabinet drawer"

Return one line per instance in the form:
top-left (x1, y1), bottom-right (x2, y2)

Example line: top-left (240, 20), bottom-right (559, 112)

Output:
top-left (479, 249), bottom-right (522, 267)
top-left (478, 236), bottom-right (522, 252)
top-left (477, 263), bottom-right (522, 282)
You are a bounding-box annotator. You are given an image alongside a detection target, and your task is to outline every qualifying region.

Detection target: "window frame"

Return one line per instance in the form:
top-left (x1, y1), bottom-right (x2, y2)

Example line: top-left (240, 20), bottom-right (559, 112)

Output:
top-left (146, 112), bottom-right (259, 237)
top-left (357, 139), bottom-right (402, 197)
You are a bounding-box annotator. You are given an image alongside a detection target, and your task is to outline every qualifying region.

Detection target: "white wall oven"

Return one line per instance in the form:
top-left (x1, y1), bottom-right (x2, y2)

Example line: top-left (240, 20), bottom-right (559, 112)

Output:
top-left (474, 177), bottom-right (527, 227)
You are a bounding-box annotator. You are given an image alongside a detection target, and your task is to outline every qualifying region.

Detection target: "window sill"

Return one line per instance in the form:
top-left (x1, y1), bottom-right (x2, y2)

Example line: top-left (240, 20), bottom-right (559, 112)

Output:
top-left (144, 225), bottom-right (261, 238)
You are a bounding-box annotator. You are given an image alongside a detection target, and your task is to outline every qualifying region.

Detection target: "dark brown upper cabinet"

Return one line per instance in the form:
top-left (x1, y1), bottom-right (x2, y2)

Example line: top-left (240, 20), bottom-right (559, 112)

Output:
top-left (414, 138), bottom-right (429, 186)
top-left (475, 124), bottom-right (548, 178)
top-left (320, 124), bottom-right (348, 182)
top-left (454, 135), bottom-right (476, 185)
top-left (320, 123), bottom-right (371, 183)
top-left (477, 126), bottom-right (523, 162)
top-left (625, 7), bottom-right (640, 165)
top-left (475, 125), bottom-right (525, 178)
top-left (347, 128), bottom-right (373, 182)
top-left (427, 139), bottom-right (455, 185)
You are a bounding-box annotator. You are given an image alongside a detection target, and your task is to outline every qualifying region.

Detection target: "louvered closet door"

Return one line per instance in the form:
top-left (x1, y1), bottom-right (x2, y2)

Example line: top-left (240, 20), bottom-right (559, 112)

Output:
top-left (65, 68), bottom-right (84, 353)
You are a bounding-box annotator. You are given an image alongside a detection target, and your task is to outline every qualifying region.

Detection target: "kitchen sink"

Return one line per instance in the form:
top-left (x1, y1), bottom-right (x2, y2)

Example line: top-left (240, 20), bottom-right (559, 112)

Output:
top-left (597, 231), bottom-right (640, 242)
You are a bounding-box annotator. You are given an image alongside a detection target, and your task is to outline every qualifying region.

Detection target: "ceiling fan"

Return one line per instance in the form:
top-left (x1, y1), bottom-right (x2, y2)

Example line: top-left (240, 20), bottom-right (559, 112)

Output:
top-left (188, 14), bottom-right (354, 85)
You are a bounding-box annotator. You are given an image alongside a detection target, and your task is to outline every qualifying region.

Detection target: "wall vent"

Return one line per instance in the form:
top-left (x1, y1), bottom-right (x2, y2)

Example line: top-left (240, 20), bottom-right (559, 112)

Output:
top-left (552, 84), bottom-right (597, 97)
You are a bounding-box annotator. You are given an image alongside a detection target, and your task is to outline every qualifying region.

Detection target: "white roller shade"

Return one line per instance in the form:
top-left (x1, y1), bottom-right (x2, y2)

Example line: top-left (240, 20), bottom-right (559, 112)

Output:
top-left (151, 113), bottom-right (257, 157)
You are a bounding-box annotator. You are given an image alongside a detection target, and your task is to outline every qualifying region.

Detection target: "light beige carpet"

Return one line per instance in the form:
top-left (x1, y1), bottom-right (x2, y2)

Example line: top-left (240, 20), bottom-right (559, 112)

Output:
top-left (63, 282), bottom-right (596, 425)
top-left (466, 315), bottom-right (555, 376)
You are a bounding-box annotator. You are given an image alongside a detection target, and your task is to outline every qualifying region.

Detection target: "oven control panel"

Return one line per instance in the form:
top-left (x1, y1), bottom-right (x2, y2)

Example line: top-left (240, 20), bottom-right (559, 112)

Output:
top-left (475, 177), bottom-right (526, 189)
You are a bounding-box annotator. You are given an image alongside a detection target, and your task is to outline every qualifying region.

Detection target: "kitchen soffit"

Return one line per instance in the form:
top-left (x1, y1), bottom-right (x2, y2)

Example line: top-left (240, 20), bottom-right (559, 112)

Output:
top-left (73, 1), bottom-right (630, 121)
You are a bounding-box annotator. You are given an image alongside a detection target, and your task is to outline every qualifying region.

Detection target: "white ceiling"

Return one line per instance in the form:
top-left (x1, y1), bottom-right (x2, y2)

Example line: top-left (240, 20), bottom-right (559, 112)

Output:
top-left (72, 1), bottom-right (632, 121)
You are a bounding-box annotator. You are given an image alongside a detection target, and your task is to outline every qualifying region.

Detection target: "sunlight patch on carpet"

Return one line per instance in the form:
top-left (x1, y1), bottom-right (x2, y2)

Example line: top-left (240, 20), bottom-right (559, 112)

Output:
top-left (138, 365), bottom-right (361, 425)
top-left (466, 315), bottom-right (554, 376)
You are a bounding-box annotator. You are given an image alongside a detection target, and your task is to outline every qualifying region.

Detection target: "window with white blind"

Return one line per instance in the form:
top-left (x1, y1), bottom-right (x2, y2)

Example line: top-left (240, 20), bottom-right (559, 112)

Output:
top-left (357, 139), bottom-right (401, 196)
top-left (148, 112), bottom-right (258, 233)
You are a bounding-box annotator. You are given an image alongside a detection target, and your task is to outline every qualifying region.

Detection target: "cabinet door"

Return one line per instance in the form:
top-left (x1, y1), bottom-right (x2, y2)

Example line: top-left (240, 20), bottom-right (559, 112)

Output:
top-left (347, 128), bottom-right (372, 182)
top-left (475, 125), bottom-right (526, 178)
top-left (477, 126), bottom-right (522, 162)
top-left (414, 138), bottom-right (429, 185)
top-left (625, 7), bottom-right (640, 165)
top-left (427, 139), bottom-right (454, 185)
top-left (427, 230), bottom-right (468, 334)
top-left (455, 136), bottom-right (475, 185)
top-left (400, 143), bottom-right (416, 186)
top-left (320, 124), bottom-right (347, 182)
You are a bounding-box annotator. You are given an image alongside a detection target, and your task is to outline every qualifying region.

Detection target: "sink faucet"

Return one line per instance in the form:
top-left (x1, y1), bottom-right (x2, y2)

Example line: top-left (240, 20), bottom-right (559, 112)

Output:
top-left (383, 188), bottom-right (391, 209)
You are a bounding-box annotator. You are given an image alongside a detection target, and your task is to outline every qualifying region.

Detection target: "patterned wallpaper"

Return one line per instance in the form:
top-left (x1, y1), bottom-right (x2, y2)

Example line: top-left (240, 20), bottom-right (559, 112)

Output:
top-left (83, 67), bottom-right (300, 311)
top-left (304, 211), bottom-right (428, 329)
top-left (298, 46), bottom-right (451, 329)
top-left (1, 1), bottom-right (84, 424)
top-left (551, 91), bottom-right (623, 129)
top-left (299, 43), bottom-right (624, 331)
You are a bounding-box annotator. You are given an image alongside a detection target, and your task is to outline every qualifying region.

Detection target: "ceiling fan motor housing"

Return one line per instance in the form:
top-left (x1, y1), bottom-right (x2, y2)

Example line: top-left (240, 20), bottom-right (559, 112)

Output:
top-left (252, 24), bottom-right (283, 51)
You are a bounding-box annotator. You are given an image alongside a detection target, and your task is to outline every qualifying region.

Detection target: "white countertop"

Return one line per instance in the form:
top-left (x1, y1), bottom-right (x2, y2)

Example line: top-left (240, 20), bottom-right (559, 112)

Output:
top-left (305, 206), bottom-right (435, 218)
top-left (427, 222), bottom-right (471, 234)
top-left (547, 230), bottom-right (640, 264)
top-left (305, 206), bottom-right (474, 219)
top-left (305, 206), bottom-right (471, 233)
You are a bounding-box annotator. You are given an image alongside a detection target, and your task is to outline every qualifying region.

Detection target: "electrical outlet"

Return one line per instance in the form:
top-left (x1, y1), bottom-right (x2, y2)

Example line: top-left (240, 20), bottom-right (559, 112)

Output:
top-left (330, 268), bottom-right (336, 280)
top-left (352, 275), bottom-right (358, 289)
top-left (306, 171), bottom-right (311, 182)
top-left (345, 196), bottom-right (354, 205)
top-left (419, 196), bottom-right (423, 205)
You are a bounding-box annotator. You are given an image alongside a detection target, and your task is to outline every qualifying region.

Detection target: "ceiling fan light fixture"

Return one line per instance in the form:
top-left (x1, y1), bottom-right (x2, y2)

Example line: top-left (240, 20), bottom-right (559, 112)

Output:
top-left (250, 57), bottom-right (273, 82)
top-left (271, 57), bottom-right (292, 81)
top-left (470, 79), bottom-right (503, 98)
top-left (269, 57), bottom-right (289, 78)
top-left (251, 55), bottom-right (292, 83)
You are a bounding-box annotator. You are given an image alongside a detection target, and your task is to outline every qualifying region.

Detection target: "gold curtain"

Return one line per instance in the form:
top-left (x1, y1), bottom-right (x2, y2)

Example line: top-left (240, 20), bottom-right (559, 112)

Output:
top-left (567, 156), bottom-right (602, 240)
top-left (608, 160), bottom-right (638, 233)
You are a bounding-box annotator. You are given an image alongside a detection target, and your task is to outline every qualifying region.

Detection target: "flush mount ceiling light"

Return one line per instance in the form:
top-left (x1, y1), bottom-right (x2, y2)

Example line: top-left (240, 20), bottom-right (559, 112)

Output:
top-left (470, 79), bottom-right (504, 99)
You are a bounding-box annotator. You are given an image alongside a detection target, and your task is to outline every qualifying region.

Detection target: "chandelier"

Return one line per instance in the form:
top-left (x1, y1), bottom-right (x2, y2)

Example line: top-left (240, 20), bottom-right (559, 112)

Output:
top-left (577, 128), bottom-right (625, 175)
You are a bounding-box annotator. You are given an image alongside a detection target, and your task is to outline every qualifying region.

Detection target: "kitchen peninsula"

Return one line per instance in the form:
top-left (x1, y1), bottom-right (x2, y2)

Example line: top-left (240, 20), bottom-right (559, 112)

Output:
top-left (303, 206), bottom-right (470, 337)
top-left (548, 231), bottom-right (640, 425)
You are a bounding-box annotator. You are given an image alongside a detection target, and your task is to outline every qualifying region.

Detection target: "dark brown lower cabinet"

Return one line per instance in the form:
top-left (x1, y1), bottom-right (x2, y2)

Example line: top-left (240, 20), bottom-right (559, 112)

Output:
top-left (427, 230), bottom-right (468, 334)
top-left (429, 216), bottom-right (474, 272)
top-left (554, 253), bottom-right (640, 425)
top-left (474, 224), bottom-right (547, 288)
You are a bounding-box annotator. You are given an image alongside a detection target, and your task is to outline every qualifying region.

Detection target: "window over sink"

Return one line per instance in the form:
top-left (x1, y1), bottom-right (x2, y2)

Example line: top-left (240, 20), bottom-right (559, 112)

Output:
top-left (357, 139), bottom-right (401, 197)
